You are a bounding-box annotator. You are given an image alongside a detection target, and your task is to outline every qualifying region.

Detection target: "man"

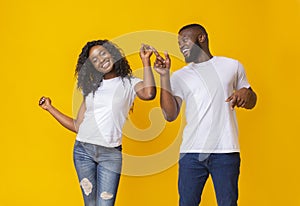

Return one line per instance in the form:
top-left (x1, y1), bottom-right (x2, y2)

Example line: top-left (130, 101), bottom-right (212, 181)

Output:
top-left (153, 24), bottom-right (257, 206)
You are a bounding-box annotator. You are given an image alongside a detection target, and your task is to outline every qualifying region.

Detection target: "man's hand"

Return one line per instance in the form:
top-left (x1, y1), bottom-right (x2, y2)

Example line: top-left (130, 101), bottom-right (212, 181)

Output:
top-left (226, 87), bottom-right (256, 110)
top-left (153, 48), bottom-right (171, 76)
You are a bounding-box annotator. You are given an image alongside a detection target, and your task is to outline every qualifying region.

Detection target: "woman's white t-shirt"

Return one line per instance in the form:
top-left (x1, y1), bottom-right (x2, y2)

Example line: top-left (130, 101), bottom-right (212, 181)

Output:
top-left (76, 76), bottom-right (142, 147)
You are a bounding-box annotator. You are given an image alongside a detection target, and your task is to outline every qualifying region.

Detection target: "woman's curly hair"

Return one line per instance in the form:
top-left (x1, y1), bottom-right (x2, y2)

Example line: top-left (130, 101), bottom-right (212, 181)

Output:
top-left (75, 40), bottom-right (132, 97)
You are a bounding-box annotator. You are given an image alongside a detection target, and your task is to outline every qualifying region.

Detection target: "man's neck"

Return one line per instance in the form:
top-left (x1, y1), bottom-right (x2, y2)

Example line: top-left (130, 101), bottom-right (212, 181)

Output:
top-left (193, 53), bottom-right (213, 63)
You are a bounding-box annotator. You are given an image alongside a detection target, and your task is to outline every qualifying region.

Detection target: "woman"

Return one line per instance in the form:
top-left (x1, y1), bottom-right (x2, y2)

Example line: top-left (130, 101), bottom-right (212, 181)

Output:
top-left (39, 40), bottom-right (156, 206)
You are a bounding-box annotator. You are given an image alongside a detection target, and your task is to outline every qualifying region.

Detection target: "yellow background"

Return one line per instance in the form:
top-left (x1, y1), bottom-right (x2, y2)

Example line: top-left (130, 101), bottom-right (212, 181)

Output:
top-left (1, 0), bottom-right (300, 205)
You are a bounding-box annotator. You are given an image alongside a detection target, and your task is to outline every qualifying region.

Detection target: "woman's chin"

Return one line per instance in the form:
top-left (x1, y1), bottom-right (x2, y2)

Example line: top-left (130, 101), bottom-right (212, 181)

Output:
top-left (98, 66), bottom-right (113, 74)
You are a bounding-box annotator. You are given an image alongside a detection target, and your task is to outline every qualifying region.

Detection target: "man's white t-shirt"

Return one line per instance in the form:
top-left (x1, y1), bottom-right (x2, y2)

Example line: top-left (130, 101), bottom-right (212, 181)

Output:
top-left (171, 56), bottom-right (250, 153)
top-left (76, 76), bottom-right (142, 147)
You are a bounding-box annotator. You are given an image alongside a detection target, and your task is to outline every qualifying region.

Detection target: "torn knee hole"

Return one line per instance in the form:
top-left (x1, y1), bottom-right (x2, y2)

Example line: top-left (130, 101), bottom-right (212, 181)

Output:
top-left (80, 178), bottom-right (93, 196)
top-left (100, 191), bottom-right (114, 200)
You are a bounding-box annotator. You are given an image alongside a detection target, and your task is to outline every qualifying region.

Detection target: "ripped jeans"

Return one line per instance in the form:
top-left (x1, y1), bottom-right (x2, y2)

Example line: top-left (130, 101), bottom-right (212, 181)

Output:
top-left (73, 140), bottom-right (122, 206)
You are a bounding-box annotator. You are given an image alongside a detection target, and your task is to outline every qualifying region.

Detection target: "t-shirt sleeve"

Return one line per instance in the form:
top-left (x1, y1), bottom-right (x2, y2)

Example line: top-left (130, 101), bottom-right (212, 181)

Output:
top-left (130, 76), bottom-right (143, 94)
top-left (170, 73), bottom-right (184, 100)
top-left (236, 61), bottom-right (251, 90)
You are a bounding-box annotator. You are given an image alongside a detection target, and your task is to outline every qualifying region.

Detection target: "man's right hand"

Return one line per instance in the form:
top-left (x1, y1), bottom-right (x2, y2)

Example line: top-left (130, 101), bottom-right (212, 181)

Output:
top-left (153, 48), bottom-right (171, 76)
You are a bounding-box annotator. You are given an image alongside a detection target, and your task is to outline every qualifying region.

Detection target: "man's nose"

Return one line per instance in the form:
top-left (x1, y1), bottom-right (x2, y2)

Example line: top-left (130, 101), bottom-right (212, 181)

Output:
top-left (178, 41), bottom-right (184, 50)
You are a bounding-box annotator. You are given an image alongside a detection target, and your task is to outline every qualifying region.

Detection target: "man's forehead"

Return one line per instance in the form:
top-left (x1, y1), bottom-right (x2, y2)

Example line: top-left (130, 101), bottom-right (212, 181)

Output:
top-left (178, 28), bottom-right (200, 39)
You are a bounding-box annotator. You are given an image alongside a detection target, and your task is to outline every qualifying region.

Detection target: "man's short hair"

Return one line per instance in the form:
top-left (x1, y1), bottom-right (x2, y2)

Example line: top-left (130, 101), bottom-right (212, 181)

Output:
top-left (178, 24), bottom-right (208, 36)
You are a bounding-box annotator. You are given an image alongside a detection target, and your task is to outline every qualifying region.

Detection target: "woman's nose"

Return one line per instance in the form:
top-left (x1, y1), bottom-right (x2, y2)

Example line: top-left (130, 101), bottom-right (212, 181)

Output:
top-left (97, 56), bottom-right (105, 63)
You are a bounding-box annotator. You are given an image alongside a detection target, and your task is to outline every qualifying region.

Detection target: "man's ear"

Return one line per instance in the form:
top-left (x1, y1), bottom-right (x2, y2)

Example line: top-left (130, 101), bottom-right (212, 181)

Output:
top-left (198, 33), bottom-right (206, 43)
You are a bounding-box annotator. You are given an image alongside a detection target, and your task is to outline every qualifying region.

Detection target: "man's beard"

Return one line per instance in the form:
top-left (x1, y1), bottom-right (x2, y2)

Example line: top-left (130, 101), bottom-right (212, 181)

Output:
top-left (185, 41), bottom-right (203, 63)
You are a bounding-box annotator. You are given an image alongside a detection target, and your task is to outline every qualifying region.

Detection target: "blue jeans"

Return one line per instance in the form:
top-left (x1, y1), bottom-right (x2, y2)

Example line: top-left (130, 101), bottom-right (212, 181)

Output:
top-left (73, 140), bottom-right (122, 206)
top-left (178, 153), bottom-right (240, 206)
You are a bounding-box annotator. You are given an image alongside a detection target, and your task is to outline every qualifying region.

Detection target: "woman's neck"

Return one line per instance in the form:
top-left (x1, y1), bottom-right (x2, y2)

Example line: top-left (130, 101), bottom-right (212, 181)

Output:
top-left (103, 71), bottom-right (117, 79)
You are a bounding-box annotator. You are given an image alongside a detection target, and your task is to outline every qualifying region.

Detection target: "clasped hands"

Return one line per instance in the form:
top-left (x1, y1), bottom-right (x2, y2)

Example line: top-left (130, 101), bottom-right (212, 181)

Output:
top-left (139, 44), bottom-right (252, 110)
top-left (139, 44), bottom-right (170, 76)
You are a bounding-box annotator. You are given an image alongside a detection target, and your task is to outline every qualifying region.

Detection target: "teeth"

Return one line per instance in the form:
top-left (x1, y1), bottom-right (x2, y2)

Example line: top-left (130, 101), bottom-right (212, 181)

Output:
top-left (102, 61), bottom-right (110, 69)
top-left (182, 49), bottom-right (189, 54)
top-left (182, 49), bottom-right (189, 56)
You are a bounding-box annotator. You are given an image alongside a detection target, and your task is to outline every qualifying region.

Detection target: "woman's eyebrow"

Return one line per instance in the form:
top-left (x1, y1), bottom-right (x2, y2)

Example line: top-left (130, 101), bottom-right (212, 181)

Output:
top-left (89, 48), bottom-right (104, 57)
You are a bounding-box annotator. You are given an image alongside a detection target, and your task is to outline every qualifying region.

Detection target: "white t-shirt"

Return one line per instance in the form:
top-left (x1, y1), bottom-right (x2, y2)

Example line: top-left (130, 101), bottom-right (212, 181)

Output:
top-left (76, 76), bottom-right (142, 147)
top-left (171, 56), bottom-right (250, 153)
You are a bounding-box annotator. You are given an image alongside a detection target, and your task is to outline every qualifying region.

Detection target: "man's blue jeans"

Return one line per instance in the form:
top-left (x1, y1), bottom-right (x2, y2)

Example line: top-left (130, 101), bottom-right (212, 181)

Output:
top-left (73, 141), bottom-right (122, 206)
top-left (178, 153), bottom-right (240, 206)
